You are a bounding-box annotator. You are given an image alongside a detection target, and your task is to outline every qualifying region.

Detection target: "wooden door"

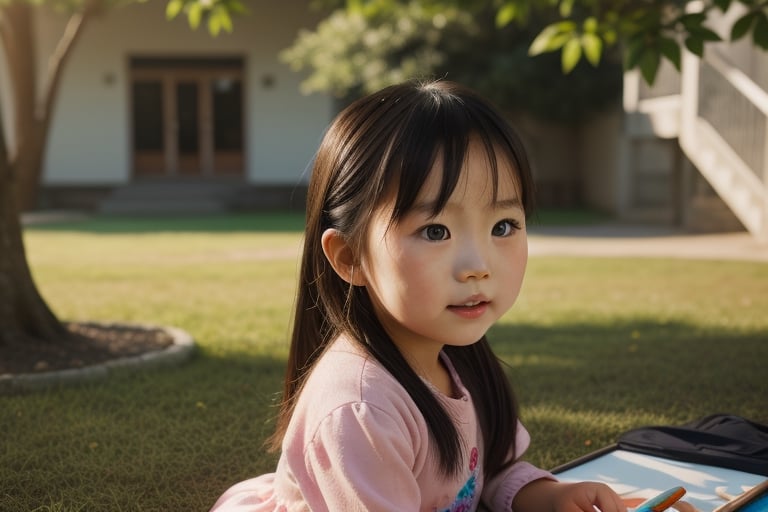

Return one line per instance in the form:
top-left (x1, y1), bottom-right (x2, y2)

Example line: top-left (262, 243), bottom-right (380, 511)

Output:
top-left (130, 60), bottom-right (244, 177)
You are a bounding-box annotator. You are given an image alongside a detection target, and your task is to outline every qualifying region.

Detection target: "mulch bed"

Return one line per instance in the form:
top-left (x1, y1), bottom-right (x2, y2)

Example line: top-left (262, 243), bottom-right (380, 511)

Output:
top-left (0, 322), bottom-right (174, 375)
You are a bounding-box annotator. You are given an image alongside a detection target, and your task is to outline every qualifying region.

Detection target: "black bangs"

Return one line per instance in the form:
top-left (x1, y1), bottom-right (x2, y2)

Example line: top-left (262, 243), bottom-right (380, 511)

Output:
top-left (386, 82), bottom-right (532, 224)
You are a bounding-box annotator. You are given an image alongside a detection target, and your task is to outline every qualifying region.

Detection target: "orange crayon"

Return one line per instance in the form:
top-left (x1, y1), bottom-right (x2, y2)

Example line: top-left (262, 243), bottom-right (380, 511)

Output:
top-left (634, 487), bottom-right (687, 512)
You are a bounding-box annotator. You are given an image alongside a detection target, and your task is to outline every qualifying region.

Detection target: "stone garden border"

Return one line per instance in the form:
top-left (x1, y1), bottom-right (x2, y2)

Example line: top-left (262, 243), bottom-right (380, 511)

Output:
top-left (0, 324), bottom-right (195, 394)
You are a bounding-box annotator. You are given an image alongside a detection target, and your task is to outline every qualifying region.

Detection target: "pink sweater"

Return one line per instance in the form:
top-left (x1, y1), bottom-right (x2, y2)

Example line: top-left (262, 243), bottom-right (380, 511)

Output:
top-left (211, 336), bottom-right (554, 511)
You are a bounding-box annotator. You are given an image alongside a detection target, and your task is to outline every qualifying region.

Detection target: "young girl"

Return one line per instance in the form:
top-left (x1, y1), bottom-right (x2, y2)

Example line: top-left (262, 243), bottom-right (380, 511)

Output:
top-left (211, 80), bottom-right (626, 512)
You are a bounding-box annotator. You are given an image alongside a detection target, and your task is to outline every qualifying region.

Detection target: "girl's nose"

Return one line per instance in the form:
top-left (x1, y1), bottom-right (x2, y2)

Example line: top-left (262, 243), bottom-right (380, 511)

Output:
top-left (456, 242), bottom-right (490, 281)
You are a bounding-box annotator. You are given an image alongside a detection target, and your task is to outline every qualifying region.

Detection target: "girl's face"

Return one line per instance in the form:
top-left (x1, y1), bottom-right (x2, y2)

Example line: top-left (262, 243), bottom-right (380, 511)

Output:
top-left (358, 140), bottom-right (528, 365)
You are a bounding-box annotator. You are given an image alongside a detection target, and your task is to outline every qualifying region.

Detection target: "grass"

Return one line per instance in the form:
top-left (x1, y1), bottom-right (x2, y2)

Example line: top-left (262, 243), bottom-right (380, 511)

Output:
top-left (2, 213), bottom-right (767, 511)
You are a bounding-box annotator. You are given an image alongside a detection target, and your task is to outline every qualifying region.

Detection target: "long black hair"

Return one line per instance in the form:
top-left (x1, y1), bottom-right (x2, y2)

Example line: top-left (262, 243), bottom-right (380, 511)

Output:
top-left (270, 80), bottom-right (536, 480)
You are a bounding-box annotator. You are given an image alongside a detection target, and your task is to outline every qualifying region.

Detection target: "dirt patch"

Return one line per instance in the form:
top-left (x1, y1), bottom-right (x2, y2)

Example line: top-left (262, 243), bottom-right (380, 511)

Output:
top-left (0, 322), bottom-right (174, 375)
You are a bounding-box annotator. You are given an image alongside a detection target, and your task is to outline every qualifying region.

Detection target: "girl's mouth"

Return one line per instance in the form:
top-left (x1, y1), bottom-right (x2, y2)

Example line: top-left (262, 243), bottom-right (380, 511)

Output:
top-left (447, 301), bottom-right (489, 319)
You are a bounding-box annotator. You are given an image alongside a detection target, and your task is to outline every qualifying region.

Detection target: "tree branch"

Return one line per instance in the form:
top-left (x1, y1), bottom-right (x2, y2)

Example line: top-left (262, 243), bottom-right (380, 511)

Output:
top-left (41, 0), bottom-right (100, 132)
top-left (0, 2), bottom-right (36, 162)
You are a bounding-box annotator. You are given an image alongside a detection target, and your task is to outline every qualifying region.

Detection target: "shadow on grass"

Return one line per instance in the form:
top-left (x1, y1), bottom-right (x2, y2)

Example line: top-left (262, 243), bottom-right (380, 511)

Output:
top-left (488, 318), bottom-right (768, 420)
top-left (488, 318), bottom-right (768, 467)
top-left (24, 212), bottom-right (306, 234)
top-left (0, 349), bottom-right (288, 512)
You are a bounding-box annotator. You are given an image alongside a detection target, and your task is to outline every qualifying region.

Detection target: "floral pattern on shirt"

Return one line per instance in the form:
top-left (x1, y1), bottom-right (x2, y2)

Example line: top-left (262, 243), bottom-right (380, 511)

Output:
top-left (439, 447), bottom-right (479, 512)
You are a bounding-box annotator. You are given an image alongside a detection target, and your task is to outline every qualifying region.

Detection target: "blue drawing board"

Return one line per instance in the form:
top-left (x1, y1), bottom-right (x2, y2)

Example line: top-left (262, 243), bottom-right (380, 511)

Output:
top-left (742, 493), bottom-right (768, 512)
top-left (554, 448), bottom-right (767, 511)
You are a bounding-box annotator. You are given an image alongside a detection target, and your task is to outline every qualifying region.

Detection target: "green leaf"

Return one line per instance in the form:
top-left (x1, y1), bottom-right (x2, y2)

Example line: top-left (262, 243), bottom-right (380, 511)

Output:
top-left (638, 48), bottom-right (660, 85)
top-left (208, 13), bottom-right (221, 36)
top-left (690, 26), bottom-right (722, 41)
top-left (754, 13), bottom-right (768, 49)
top-left (559, 0), bottom-right (575, 18)
top-left (581, 33), bottom-right (602, 66)
top-left (165, 0), bottom-right (184, 20)
top-left (624, 37), bottom-right (645, 70)
top-left (529, 24), bottom-right (569, 55)
top-left (685, 36), bottom-right (704, 57)
top-left (731, 12), bottom-right (757, 41)
top-left (583, 16), bottom-right (598, 34)
top-left (678, 12), bottom-right (707, 31)
top-left (220, 9), bottom-right (233, 32)
top-left (210, 7), bottom-right (233, 34)
top-left (187, 1), bottom-right (203, 29)
top-left (496, 3), bottom-right (517, 28)
top-left (713, 0), bottom-right (732, 12)
top-left (555, 20), bottom-right (577, 32)
top-left (659, 37), bottom-right (681, 70)
top-left (226, 0), bottom-right (248, 15)
top-left (562, 37), bottom-right (582, 73)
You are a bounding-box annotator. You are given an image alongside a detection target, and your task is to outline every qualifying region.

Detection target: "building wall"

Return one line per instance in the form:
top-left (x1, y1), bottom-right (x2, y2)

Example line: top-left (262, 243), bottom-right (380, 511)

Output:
top-left (29, 0), bottom-right (332, 186)
top-left (512, 114), bottom-right (581, 208)
top-left (579, 108), bottom-right (623, 213)
top-left (509, 107), bottom-right (626, 214)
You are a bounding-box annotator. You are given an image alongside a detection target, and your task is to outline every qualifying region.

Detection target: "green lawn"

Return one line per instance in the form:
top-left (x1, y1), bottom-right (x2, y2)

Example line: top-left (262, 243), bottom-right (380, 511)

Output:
top-left (2, 213), bottom-right (767, 511)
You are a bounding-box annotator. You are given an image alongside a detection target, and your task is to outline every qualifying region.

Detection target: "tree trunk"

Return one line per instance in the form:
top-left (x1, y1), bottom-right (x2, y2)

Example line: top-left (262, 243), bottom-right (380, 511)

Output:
top-left (1, 0), bottom-right (96, 211)
top-left (15, 121), bottom-right (46, 212)
top-left (0, 106), bottom-right (69, 347)
top-left (0, 0), bottom-right (98, 346)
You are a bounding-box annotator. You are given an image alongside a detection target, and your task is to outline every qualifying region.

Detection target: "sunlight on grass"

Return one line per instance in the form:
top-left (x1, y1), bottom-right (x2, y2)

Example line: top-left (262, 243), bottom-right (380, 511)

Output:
top-left (2, 214), bottom-right (766, 510)
top-left (24, 222), bottom-right (303, 359)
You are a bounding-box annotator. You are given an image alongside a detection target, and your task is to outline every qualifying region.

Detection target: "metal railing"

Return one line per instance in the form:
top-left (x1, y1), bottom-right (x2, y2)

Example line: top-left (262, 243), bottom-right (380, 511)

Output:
top-left (698, 53), bottom-right (768, 183)
top-left (680, 46), bottom-right (768, 239)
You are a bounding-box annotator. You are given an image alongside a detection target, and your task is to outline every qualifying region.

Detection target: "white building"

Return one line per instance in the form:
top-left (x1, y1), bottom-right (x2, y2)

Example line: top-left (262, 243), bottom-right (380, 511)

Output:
top-left (1, 0), bottom-right (333, 213)
top-left (2, 1), bottom-right (767, 240)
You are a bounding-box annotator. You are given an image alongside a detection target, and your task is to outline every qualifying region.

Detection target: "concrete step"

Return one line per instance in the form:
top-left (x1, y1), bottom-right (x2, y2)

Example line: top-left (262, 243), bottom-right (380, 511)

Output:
top-left (107, 182), bottom-right (240, 198)
top-left (101, 198), bottom-right (229, 215)
top-left (99, 179), bottom-right (242, 215)
top-left (685, 195), bottom-right (747, 233)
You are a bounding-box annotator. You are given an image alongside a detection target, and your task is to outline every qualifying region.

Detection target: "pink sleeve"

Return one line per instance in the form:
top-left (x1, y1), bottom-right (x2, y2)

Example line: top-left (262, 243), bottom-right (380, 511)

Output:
top-left (481, 421), bottom-right (557, 511)
top-left (292, 401), bottom-right (424, 512)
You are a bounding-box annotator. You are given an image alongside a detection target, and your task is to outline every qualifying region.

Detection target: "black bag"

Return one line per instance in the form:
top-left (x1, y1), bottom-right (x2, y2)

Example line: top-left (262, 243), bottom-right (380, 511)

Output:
top-left (617, 414), bottom-right (768, 476)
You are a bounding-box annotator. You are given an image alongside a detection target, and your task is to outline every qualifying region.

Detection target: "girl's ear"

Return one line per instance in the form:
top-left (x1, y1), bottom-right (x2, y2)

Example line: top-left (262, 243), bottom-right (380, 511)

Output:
top-left (321, 229), bottom-right (366, 286)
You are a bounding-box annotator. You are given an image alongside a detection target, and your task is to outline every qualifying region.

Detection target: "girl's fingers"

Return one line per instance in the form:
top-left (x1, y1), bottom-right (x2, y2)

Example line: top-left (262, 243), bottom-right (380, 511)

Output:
top-left (670, 502), bottom-right (700, 512)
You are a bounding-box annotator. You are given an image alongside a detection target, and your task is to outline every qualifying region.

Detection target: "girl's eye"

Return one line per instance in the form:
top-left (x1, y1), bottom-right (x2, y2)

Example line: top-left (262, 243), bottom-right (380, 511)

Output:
top-left (492, 219), bottom-right (520, 237)
top-left (421, 224), bottom-right (450, 241)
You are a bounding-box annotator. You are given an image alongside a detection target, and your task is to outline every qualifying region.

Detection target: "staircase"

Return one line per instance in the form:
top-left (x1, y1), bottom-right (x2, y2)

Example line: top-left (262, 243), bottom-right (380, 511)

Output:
top-left (99, 178), bottom-right (243, 215)
top-left (622, 33), bottom-right (768, 241)
top-left (679, 48), bottom-right (768, 240)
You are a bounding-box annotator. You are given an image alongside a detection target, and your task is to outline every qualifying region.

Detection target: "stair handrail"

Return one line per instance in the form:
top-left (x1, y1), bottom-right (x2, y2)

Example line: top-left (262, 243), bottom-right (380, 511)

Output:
top-left (680, 43), bottom-right (768, 240)
top-left (704, 49), bottom-right (768, 116)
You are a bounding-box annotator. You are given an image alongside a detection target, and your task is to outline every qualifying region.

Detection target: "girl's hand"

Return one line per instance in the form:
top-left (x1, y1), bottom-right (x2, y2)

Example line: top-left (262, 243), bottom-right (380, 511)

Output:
top-left (548, 481), bottom-right (627, 512)
top-left (513, 479), bottom-right (628, 512)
